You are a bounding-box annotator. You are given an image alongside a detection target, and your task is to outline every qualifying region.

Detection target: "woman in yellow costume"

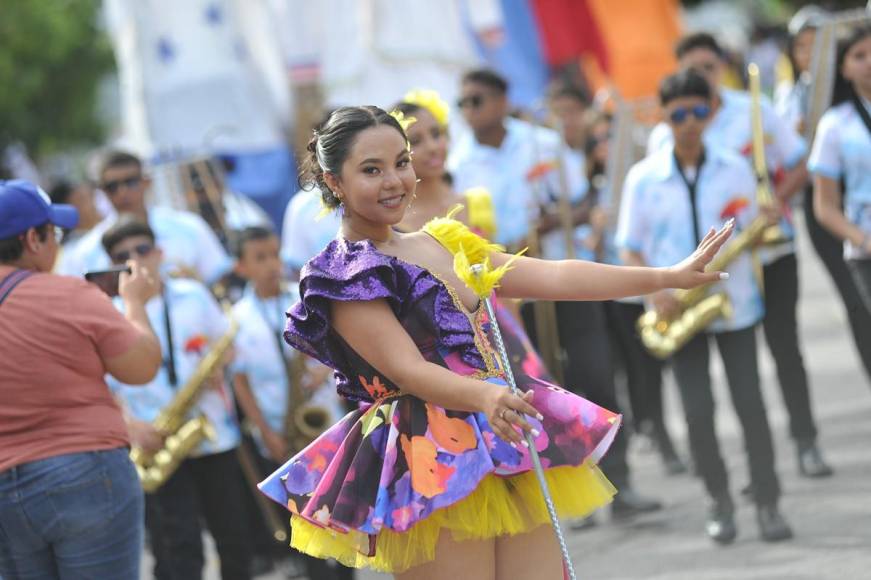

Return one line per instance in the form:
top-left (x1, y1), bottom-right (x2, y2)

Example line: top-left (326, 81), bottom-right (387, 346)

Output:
top-left (259, 105), bottom-right (733, 579)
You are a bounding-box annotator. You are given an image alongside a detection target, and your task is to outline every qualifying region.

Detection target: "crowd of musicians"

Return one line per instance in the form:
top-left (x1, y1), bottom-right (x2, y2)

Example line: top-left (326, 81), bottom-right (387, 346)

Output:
top-left (2, 10), bottom-right (871, 580)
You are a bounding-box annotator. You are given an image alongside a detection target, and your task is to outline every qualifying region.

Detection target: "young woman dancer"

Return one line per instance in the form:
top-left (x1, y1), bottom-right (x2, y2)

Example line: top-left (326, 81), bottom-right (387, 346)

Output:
top-left (259, 106), bottom-right (733, 579)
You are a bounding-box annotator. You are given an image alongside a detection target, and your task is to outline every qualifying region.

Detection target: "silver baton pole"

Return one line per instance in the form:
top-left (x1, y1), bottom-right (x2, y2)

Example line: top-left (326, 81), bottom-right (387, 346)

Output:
top-left (471, 264), bottom-right (577, 580)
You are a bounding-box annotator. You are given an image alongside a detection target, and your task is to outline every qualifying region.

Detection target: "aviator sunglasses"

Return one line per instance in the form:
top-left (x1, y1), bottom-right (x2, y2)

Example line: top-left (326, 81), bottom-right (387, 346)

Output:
top-left (111, 243), bottom-right (155, 264)
top-left (102, 175), bottom-right (143, 195)
top-left (457, 94), bottom-right (487, 110)
top-left (669, 104), bottom-right (711, 124)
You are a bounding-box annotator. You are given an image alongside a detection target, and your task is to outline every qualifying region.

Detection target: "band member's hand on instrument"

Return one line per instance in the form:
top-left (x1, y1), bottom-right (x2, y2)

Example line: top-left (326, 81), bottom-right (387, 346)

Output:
top-left (665, 219), bottom-right (734, 289)
top-left (651, 289), bottom-right (681, 320)
top-left (119, 260), bottom-right (159, 305)
top-left (481, 385), bottom-right (542, 447)
top-left (759, 202), bottom-right (783, 226)
top-left (127, 418), bottom-right (165, 453)
top-left (262, 427), bottom-right (288, 463)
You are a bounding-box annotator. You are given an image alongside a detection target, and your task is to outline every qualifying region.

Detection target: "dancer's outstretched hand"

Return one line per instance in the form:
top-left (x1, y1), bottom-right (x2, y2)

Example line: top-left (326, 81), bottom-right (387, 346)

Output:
top-left (666, 219), bottom-right (735, 290)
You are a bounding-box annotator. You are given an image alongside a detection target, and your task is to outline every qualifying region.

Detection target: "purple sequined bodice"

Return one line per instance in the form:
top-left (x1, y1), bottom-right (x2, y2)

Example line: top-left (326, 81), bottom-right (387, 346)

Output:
top-left (284, 238), bottom-right (489, 401)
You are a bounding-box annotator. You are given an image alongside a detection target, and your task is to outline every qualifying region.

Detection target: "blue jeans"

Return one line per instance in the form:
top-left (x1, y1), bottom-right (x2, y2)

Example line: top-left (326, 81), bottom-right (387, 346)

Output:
top-left (0, 448), bottom-right (144, 579)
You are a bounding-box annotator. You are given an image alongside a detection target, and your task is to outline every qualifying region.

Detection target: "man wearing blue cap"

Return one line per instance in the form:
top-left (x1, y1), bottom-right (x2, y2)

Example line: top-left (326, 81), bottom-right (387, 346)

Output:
top-left (0, 179), bottom-right (79, 267)
top-left (0, 180), bottom-right (163, 579)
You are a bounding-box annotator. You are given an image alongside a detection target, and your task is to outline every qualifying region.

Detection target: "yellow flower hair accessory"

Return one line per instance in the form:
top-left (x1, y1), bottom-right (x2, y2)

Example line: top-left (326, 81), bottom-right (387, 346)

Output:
top-left (389, 109), bottom-right (417, 132)
top-left (403, 89), bottom-right (450, 127)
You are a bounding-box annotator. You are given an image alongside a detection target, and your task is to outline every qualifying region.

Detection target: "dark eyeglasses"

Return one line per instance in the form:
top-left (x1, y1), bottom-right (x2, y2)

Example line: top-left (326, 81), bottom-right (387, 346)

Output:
top-left (102, 175), bottom-right (143, 195)
top-left (111, 243), bottom-right (154, 263)
top-left (669, 104), bottom-right (711, 124)
top-left (457, 94), bottom-right (486, 110)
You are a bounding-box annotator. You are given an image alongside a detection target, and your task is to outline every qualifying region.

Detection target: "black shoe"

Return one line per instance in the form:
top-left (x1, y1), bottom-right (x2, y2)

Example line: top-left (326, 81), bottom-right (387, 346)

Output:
top-left (705, 496), bottom-right (736, 545)
top-left (611, 488), bottom-right (663, 520)
top-left (797, 443), bottom-right (834, 478)
top-left (756, 504), bottom-right (793, 542)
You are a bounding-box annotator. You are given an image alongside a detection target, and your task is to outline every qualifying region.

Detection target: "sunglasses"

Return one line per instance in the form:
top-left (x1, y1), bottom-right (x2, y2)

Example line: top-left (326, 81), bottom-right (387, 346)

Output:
top-left (669, 104), bottom-right (711, 124)
top-left (457, 94), bottom-right (487, 110)
top-left (102, 175), bottom-right (143, 195)
top-left (111, 243), bottom-right (154, 264)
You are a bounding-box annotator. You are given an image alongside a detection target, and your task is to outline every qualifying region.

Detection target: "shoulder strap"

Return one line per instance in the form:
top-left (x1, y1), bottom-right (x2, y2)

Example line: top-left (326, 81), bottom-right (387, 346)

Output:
top-left (0, 269), bottom-right (34, 308)
top-left (852, 93), bottom-right (871, 138)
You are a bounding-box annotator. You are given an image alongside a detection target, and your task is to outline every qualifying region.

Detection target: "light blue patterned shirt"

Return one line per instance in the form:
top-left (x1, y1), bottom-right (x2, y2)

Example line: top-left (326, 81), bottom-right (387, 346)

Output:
top-left (108, 278), bottom-right (241, 456)
top-left (808, 99), bottom-right (871, 260)
top-left (616, 145), bottom-right (764, 332)
top-left (647, 88), bottom-right (807, 264)
top-left (448, 118), bottom-right (587, 249)
top-left (230, 284), bottom-right (345, 456)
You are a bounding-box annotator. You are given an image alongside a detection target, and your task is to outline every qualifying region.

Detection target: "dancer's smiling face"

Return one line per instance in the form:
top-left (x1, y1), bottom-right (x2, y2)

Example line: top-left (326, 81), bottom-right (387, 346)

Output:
top-left (324, 124), bottom-right (417, 226)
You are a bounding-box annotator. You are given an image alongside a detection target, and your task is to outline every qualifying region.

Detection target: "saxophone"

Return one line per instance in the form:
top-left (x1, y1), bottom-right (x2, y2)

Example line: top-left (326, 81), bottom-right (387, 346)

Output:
top-left (636, 216), bottom-right (768, 359)
top-left (131, 318), bottom-right (239, 493)
top-left (283, 334), bottom-right (333, 454)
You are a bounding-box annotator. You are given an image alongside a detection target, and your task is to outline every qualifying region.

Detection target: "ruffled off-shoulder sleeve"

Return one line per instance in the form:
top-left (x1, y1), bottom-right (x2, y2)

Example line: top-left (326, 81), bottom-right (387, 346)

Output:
top-left (284, 239), bottom-right (402, 370)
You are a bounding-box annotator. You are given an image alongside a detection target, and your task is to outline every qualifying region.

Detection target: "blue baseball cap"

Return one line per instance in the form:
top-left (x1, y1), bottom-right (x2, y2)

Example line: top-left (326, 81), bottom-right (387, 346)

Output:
top-left (0, 179), bottom-right (79, 238)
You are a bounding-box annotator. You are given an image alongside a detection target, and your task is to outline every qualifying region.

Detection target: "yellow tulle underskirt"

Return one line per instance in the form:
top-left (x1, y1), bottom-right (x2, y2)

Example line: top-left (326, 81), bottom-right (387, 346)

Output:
top-left (289, 461), bottom-right (616, 574)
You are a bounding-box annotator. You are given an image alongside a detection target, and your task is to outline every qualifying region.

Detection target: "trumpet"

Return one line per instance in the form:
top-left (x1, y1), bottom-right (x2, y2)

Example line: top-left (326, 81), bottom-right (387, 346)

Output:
top-left (131, 318), bottom-right (239, 492)
top-left (637, 216), bottom-right (768, 359)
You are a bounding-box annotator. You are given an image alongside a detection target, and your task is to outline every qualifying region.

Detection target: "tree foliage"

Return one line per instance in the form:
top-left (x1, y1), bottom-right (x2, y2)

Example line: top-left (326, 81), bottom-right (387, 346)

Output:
top-left (0, 0), bottom-right (114, 160)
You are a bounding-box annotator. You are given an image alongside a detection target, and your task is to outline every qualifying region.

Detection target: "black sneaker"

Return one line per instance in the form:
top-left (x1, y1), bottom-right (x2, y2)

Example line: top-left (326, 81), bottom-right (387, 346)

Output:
top-left (797, 442), bottom-right (834, 478)
top-left (705, 495), bottom-right (736, 545)
top-left (757, 503), bottom-right (793, 542)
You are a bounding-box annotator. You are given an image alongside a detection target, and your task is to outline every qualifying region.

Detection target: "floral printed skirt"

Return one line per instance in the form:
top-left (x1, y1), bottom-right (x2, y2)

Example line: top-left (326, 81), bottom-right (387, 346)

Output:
top-left (259, 376), bottom-right (620, 573)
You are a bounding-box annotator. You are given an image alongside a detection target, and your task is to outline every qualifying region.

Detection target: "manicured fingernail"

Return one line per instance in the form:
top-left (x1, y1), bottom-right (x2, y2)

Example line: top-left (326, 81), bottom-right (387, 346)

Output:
top-left (510, 442), bottom-right (517, 449)
top-left (521, 440), bottom-right (529, 448)
top-left (531, 429), bottom-right (541, 437)
top-left (719, 272), bottom-right (730, 280)
top-left (727, 218), bottom-right (735, 227)
top-left (536, 413), bottom-right (544, 421)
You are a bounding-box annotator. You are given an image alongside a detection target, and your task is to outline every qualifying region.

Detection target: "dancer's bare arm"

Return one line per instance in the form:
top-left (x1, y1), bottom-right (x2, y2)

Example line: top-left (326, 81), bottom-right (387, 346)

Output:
top-left (494, 220), bottom-right (734, 301)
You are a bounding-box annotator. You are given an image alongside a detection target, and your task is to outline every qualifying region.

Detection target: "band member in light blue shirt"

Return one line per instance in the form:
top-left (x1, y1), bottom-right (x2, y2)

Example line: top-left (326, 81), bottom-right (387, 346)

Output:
top-left (102, 217), bottom-right (252, 580)
top-left (618, 70), bottom-right (791, 545)
top-left (811, 25), bottom-right (871, 318)
top-left (649, 33), bottom-right (831, 479)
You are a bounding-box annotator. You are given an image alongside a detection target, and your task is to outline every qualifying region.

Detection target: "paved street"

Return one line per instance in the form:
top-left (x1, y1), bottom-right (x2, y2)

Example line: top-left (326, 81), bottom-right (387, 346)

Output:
top-left (185, 211), bottom-right (871, 580)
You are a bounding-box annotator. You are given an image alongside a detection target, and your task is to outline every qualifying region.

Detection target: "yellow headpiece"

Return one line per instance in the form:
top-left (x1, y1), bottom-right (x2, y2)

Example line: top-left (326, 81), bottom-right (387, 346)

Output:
top-left (402, 89), bottom-right (450, 127)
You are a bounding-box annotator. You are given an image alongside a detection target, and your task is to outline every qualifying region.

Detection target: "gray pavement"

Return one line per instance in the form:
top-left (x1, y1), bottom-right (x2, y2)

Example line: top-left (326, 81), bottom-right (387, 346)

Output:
top-left (176, 211), bottom-right (871, 580)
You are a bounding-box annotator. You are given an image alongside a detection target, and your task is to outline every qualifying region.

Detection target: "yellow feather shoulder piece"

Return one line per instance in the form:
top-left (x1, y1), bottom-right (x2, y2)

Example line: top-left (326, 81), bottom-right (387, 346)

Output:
top-left (422, 205), bottom-right (525, 298)
top-left (463, 187), bottom-right (497, 240)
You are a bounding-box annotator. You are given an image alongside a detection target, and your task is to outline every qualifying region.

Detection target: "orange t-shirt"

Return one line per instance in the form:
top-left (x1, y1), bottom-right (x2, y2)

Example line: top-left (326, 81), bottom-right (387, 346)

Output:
top-left (0, 265), bottom-right (141, 471)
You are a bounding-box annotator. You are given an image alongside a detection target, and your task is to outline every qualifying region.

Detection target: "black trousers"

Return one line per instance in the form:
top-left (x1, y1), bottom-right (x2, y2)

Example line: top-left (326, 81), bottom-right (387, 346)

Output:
top-left (671, 327), bottom-right (780, 505)
top-left (761, 253), bottom-right (818, 443)
top-left (522, 300), bottom-right (630, 489)
top-left (603, 301), bottom-right (667, 436)
top-left (847, 258), bottom-right (871, 315)
top-left (804, 189), bottom-right (871, 378)
top-left (145, 449), bottom-right (253, 580)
